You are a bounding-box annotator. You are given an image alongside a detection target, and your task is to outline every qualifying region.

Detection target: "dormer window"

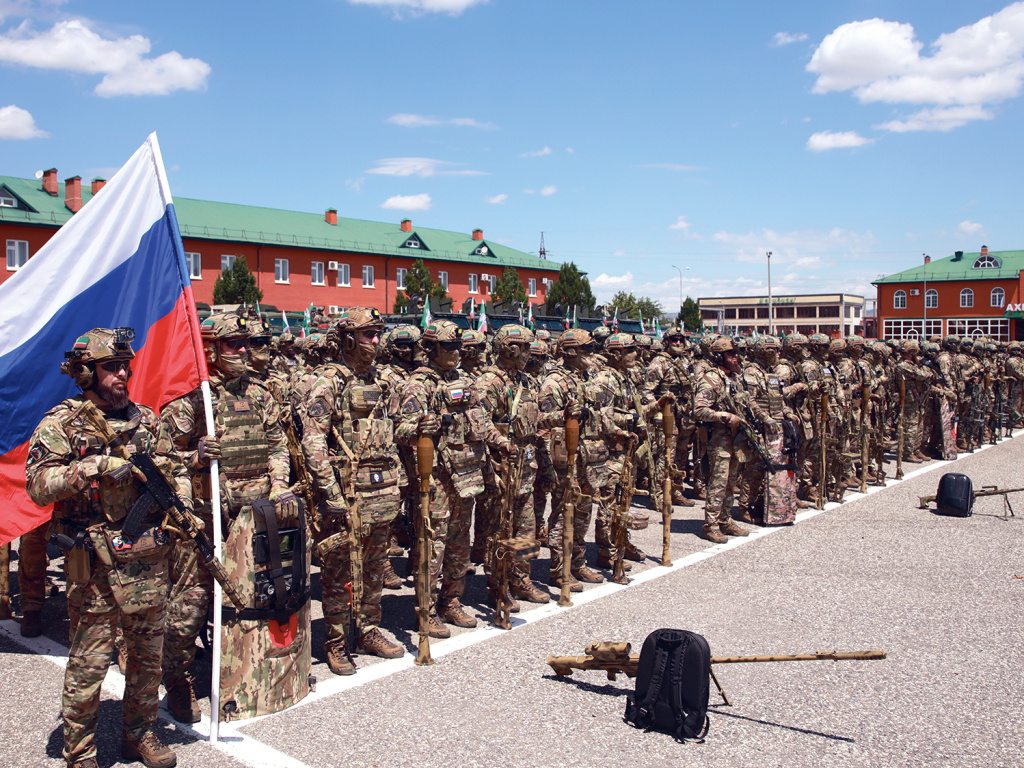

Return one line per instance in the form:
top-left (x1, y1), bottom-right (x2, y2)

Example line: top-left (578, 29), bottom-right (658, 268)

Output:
top-left (472, 243), bottom-right (492, 257)
top-left (402, 234), bottom-right (427, 251)
top-left (0, 189), bottom-right (17, 208)
top-left (973, 254), bottom-right (1001, 269)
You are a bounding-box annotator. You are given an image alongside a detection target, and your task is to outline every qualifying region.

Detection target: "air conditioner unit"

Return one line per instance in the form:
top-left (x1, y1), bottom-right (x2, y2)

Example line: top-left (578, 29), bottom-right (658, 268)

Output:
top-left (328, 305), bottom-right (341, 315)
top-left (909, 289), bottom-right (920, 296)
top-left (328, 261), bottom-right (340, 271)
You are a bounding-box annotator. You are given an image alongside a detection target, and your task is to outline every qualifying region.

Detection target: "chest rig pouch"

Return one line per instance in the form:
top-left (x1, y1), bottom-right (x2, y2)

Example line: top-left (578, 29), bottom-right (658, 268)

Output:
top-left (439, 380), bottom-right (471, 446)
top-left (216, 388), bottom-right (270, 480)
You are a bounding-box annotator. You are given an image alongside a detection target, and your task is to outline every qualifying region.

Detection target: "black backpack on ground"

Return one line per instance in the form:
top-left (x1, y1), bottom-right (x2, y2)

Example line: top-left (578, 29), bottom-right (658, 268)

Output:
top-left (935, 472), bottom-right (974, 517)
top-left (624, 628), bottom-right (711, 742)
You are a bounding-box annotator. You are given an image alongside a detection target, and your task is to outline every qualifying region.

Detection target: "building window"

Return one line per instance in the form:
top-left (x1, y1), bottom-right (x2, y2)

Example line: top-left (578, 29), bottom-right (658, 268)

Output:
top-left (0, 190), bottom-right (16, 208)
top-left (883, 319), bottom-right (943, 340)
top-left (275, 258), bottom-right (290, 283)
top-left (738, 308), bottom-right (755, 319)
top-left (221, 254), bottom-right (236, 273)
top-left (528, 278), bottom-right (537, 297)
top-left (395, 268), bottom-right (407, 291)
top-left (925, 289), bottom-right (938, 309)
top-left (6, 239), bottom-right (29, 270)
top-left (893, 290), bottom-right (907, 309)
top-left (487, 274), bottom-right (497, 293)
top-left (991, 287), bottom-right (1005, 308)
top-left (362, 265), bottom-right (374, 288)
top-left (185, 252), bottom-right (202, 280)
top-left (311, 261), bottom-right (325, 286)
top-left (468, 274), bottom-right (478, 293)
top-left (797, 306), bottom-right (818, 318)
top-left (960, 288), bottom-right (974, 308)
top-left (338, 263), bottom-right (350, 286)
top-left (973, 255), bottom-right (1001, 269)
top-left (948, 318), bottom-right (1009, 342)
top-left (438, 271), bottom-right (448, 290)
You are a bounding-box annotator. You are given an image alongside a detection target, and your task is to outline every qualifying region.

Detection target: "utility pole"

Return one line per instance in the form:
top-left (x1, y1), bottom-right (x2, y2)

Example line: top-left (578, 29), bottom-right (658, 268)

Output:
top-left (922, 253), bottom-right (928, 339)
top-left (766, 251), bottom-right (773, 335)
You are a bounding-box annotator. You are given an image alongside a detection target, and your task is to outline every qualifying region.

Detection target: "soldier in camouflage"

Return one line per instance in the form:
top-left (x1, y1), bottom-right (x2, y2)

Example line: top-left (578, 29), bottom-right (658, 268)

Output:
top-left (27, 327), bottom-right (187, 768)
top-left (394, 320), bottom-right (486, 634)
top-left (525, 339), bottom-right (557, 542)
top-left (643, 328), bottom-right (696, 507)
top-left (896, 339), bottom-right (933, 462)
top-left (160, 312), bottom-right (293, 723)
top-left (300, 308), bottom-right (404, 673)
top-left (459, 329), bottom-right (488, 377)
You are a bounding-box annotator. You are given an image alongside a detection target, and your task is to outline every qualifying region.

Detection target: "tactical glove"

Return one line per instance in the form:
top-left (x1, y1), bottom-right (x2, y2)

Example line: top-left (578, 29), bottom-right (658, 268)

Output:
top-left (197, 436), bottom-right (222, 466)
top-left (419, 413), bottom-right (441, 436)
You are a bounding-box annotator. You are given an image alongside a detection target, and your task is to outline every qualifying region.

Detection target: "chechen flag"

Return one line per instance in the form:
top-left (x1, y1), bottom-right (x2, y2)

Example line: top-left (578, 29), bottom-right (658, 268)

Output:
top-left (0, 133), bottom-right (207, 545)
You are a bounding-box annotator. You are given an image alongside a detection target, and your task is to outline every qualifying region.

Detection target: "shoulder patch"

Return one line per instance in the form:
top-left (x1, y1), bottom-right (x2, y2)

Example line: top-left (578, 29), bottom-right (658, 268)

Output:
top-left (402, 398), bottom-right (421, 414)
top-left (308, 399), bottom-right (330, 419)
top-left (26, 444), bottom-right (45, 466)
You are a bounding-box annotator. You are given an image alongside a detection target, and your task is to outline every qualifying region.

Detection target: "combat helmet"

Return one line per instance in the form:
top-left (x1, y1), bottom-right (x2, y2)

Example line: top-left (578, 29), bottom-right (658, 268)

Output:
top-left (421, 319), bottom-right (463, 345)
top-left (334, 306), bottom-right (383, 334)
top-left (605, 332), bottom-right (635, 351)
top-left (492, 324), bottom-right (534, 348)
top-left (556, 328), bottom-right (595, 353)
top-left (783, 332), bottom-right (807, 350)
top-left (942, 334), bottom-right (959, 351)
top-left (752, 335), bottom-right (779, 353)
top-left (808, 332), bottom-right (830, 349)
top-left (591, 325), bottom-right (612, 346)
top-left (902, 339), bottom-right (920, 353)
top-left (461, 329), bottom-right (486, 348)
top-left (1008, 341), bottom-right (1022, 355)
top-left (634, 334), bottom-right (653, 352)
top-left (61, 327), bottom-right (136, 389)
top-left (829, 337), bottom-right (847, 354)
top-left (535, 329), bottom-right (552, 342)
top-left (200, 312), bottom-right (249, 340)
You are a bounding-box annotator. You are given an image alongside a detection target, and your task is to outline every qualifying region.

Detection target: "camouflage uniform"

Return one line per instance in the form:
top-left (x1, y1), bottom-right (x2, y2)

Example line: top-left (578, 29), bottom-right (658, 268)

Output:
top-left (394, 320), bottom-right (486, 631)
top-left (16, 520), bottom-right (49, 635)
top-left (26, 327), bottom-right (188, 766)
top-left (896, 341), bottom-right (933, 459)
top-left (300, 308), bottom-right (404, 665)
top-left (160, 313), bottom-right (292, 717)
top-left (1004, 343), bottom-right (1024, 428)
top-left (777, 334), bottom-right (813, 501)
top-left (643, 330), bottom-right (696, 505)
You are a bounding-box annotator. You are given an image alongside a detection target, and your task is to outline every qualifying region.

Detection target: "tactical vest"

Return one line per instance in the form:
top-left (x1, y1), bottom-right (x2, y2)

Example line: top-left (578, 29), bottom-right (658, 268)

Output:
top-left (429, 369), bottom-right (486, 498)
top-left (216, 386), bottom-right (270, 480)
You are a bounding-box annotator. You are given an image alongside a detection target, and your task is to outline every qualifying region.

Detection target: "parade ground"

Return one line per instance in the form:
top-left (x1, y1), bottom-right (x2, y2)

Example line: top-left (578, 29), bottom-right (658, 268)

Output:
top-left (2, 433), bottom-right (1022, 768)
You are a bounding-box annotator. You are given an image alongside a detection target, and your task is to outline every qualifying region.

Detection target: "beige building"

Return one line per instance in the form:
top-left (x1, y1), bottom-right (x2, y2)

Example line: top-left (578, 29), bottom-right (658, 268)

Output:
top-left (697, 293), bottom-right (866, 337)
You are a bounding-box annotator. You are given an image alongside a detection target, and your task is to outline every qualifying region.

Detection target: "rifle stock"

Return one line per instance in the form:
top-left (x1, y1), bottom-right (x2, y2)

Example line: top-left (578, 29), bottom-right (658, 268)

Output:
top-left (558, 415), bottom-right (579, 607)
top-left (661, 400), bottom-right (673, 568)
top-left (415, 434), bottom-right (435, 666)
top-left (611, 440), bottom-right (637, 585)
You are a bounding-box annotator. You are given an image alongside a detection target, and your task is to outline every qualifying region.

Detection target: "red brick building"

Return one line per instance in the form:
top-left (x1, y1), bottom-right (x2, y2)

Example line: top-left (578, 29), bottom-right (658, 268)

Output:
top-left (873, 247), bottom-right (1024, 341)
top-left (2, 169), bottom-right (561, 314)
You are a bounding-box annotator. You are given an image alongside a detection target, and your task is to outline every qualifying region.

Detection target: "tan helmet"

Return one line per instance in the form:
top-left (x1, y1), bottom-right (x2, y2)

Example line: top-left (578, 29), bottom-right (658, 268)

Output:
top-left (902, 339), bottom-right (920, 352)
top-left (605, 332), bottom-right (636, 351)
top-left (421, 319), bottom-right (463, 344)
top-left (829, 337), bottom-right (847, 353)
top-left (709, 336), bottom-right (734, 355)
top-left (783, 332), bottom-right (807, 349)
top-left (200, 313), bottom-right (249, 340)
top-left (535, 329), bottom-right (552, 342)
top-left (492, 324), bottom-right (534, 348)
top-left (808, 332), bottom-right (830, 349)
top-left (753, 336), bottom-right (779, 353)
top-left (334, 306), bottom-right (384, 333)
top-left (556, 328), bottom-right (594, 351)
top-left (634, 334), bottom-right (653, 351)
top-left (61, 327), bottom-right (136, 388)
top-left (461, 328), bottom-right (486, 348)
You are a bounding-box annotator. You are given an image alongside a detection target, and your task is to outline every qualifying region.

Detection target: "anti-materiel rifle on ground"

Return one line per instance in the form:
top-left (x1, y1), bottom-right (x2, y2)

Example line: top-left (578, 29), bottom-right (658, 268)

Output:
top-left (918, 484), bottom-right (1024, 519)
top-left (546, 640), bottom-right (886, 706)
top-left (79, 400), bottom-right (246, 611)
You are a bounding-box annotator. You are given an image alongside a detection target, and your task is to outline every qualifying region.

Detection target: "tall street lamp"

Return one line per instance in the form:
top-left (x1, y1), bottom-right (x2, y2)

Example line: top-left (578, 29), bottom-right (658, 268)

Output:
top-left (766, 251), bottom-right (773, 335)
top-left (671, 264), bottom-right (683, 328)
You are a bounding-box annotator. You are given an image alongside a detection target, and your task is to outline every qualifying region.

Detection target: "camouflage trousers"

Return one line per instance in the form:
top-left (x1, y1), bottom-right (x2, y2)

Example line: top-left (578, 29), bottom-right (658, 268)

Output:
top-left (63, 555), bottom-right (168, 763)
top-left (481, 454), bottom-right (538, 586)
top-left (162, 511), bottom-right (215, 688)
top-left (413, 471), bottom-right (479, 609)
top-left (17, 520), bottom-right (49, 612)
top-left (318, 514), bottom-right (390, 648)
top-left (704, 428), bottom-right (740, 528)
top-left (902, 404), bottom-right (924, 456)
top-left (546, 462), bottom-right (596, 576)
top-left (594, 452), bottom-right (627, 562)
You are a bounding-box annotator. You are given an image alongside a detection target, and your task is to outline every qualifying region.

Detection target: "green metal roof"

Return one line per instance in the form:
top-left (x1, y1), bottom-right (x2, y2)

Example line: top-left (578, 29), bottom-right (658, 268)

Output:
top-left (0, 174), bottom-right (560, 274)
top-left (873, 249), bottom-right (1024, 284)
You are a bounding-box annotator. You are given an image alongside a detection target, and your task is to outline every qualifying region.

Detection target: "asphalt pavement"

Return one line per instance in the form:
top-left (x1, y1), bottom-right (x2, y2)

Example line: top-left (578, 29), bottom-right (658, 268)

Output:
top-left (2, 433), bottom-right (1022, 768)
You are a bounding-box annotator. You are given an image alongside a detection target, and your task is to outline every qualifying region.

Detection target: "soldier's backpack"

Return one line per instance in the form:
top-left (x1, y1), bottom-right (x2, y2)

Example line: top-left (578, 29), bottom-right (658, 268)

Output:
top-left (935, 472), bottom-right (974, 517)
top-left (624, 628), bottom-right (711, 741)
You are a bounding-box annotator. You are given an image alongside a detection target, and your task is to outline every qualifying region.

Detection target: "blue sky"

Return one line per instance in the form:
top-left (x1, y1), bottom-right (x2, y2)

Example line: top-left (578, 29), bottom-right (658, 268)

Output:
top-left (2, 0), bottom-right (1023, 311)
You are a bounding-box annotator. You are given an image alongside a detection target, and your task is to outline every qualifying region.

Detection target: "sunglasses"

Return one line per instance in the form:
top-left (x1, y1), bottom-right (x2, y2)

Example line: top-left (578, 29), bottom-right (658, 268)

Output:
top-left (247, 337), bottom-right (270, 349)
top-left (441, 341), bottom-right (462, 351)
top-left (97, 360), bottom-right (132, 374)
top-left (220, 338), bottom-right (248, 351)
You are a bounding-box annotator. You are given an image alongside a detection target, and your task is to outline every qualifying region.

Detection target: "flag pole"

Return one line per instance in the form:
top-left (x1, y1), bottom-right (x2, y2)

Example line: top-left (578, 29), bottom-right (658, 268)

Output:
top-left (149, 133), bottom-right (223, 742)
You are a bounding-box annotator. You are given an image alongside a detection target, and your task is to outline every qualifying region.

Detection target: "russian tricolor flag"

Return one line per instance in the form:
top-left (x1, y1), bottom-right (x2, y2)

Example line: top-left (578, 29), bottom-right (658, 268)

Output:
top-left (0, 133), bottom-right (207, 545)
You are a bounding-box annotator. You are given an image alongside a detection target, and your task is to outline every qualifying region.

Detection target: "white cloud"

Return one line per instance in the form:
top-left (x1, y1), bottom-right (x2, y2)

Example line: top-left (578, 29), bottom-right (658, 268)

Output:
top-left (386, 112), bottom-right (496, 129)
top-left (772, 31), bottom-right (808, 47)
top-left (806, 130), bottom-right (873, 151)
top-left (669, 215), bottom-right (692, 233)
top-left (365, 157), bottom-right (486, 177)
top-left (520, 146), bottom-right (551, 157)
top-left (0, 19), bottom-right (210, 96)
top-left (522, 188), bottom-right (534, 194)
top-left (484, 193), bottom-right (507, 205)
top-left (380, 193), bottom-right (432, 211)
top-left (0, 103), bottom-right (47, 138)
top-left (591, 272), bottom-right (634, 290)
top-left (958, 219), bottom-right (984, 234)
top-left (807, 4), bottom-right (1024, 132)
top-left (713, 226), bottom-right (877, 263)
top-left (540, 185), bottom-right (557, 196)
top-left (348, 0), bottom-right (488, 16)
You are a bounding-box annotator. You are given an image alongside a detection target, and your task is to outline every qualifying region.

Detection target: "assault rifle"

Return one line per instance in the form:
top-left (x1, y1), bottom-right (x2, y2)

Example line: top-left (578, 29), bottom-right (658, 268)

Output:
top-left (414, 434), bottom-right (434, 665)
top-left (489, 444), bottom-right (527, 629)
top-left (547, 640), bottom-right (886, 706)
top-left (610, 438), bottom-right (637, 585)
top-left (557, 414), bottom-right (579, 607)
top-left (79, 400), bottom-right (246, 611)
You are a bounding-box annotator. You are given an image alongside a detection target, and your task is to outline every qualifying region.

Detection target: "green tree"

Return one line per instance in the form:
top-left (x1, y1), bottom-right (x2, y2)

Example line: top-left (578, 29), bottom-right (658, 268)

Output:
top-left (546, 261), bottom-right (596, 313)
top-left (678, 296), bottom-right (703, 332)
top-left (607, 290), bottom-right (663, 321)
top-left (393, 258), bottom-right (447, 312)
top-left (493, 266), bottom-right (528, 306)
top-left (212, 255), bottom-right (263, 305)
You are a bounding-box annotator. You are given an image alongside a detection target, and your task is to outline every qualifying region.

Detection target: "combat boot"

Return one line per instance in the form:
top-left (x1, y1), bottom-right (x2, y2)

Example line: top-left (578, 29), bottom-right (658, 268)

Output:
top-left (165, 675), bottom-right (201, 724)
top-left (701, 524), bottom-right (728, 544)
top-left (486, 587), bottom-right (520, 613)
top-left (382, 560), bottom-right (403, 590)
top-left (735, 509), bottom-right (759, 526)
top-left (596, 555), bottom-right (631, 571)
top-left (20, 609), bottom-right (42, 638)
top-left (510, 580), bottom-right (551, 604)
top-left (549, 574), bottom-right (583, 593)
top-left (720, 521), bottom-right (750, 537)
top-left (428, 613), bottom-right (451, 638)
top-left (121, 730), bottom-right (177, 768)
top-left (571, 565), bottom-right (604, 583)
top-left (388, 536), bottom-right (404, 557)
top-left (672, 490), bottom-right (695, 507)
top-left (67, 758), bottom-right (99, 768)
top-left (438, 600), bottom-right (478, 628)
top-left (326, 642), bottom-right (356, 676)
top-left (624, 543), bottom-right (646, 562)
top-left (359, 628), bottom-right (404, 658)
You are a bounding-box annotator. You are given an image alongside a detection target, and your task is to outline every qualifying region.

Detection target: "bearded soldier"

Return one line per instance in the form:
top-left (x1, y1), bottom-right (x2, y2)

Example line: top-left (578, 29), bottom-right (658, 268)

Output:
top-left (301, 308), bottom-right (404, 674)
top-left (470, 324), bottom-right (551, 609)
top-left (161, 313), bottom-right (302, 724)
top-left (692, 336), bottom-right (756, 543)
top-left (27, 328), bottom-right (188, 768)
top-left (538, 330), bottom-right (607, 589)
top-left (459, 329), bottom-right (488, 377)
